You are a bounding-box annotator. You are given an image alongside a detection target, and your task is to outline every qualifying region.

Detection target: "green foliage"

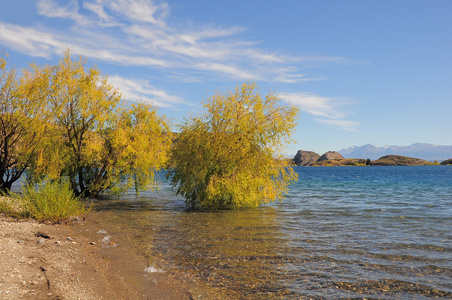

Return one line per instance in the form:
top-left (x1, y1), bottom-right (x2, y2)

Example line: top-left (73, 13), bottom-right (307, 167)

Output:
top-left (167, 82), bottom-right (299, 209)
top-left (0, 196), bottom-right (16, 216)
top-left (9, 178), bottom-right (91, 223)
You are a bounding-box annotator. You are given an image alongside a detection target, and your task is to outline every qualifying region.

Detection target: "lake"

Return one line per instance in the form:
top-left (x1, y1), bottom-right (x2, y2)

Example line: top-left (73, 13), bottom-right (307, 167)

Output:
top-left (86, 166), bottom-right (452, 299)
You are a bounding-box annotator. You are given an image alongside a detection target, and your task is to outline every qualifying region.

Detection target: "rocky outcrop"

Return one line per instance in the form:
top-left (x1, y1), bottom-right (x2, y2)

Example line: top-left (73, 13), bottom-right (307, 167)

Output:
top-left (440, 158), bottom-right (452, 165)
top-left (292, 150), bottom-right (320, 166)
top-left (317, 151), bottom-right (344, 162)
top-left (371, 155), bottom-right (429, 166)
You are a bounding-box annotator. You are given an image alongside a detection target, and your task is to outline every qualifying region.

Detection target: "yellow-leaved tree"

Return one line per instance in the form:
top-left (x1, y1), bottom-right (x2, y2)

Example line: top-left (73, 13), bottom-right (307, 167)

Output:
top-left (167, 82), bottom-right (299, 209)
top-left (27, 51), bottom-right (171, 196)
top-left (0, 53), bottom-right (47, 193)
top-left (104, 102), bottom-right (172, 195)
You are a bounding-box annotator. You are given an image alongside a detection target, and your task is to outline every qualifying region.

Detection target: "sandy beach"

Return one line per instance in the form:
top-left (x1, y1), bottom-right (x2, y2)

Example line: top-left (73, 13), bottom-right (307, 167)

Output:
top-left (0, 215), bottom-right (195, 300)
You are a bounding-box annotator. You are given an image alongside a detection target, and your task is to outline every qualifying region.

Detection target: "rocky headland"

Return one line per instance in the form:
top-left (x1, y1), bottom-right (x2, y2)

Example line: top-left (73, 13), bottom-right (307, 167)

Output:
top-left (440, 159), bottom-right (452, 165)
top-left (370, 155), bottom-right (430, 166)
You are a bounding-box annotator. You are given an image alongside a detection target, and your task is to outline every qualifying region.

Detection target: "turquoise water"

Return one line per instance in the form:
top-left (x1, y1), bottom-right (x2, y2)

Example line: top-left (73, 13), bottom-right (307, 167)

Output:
top-left (93, 166), bottom-right (452, 299)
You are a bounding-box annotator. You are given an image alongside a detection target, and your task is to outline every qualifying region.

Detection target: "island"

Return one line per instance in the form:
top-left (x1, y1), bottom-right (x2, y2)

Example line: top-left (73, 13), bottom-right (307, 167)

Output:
top-left (440, 159), bottom-right (452, 165)
top-left (292, 151), bottom-right (450, 166)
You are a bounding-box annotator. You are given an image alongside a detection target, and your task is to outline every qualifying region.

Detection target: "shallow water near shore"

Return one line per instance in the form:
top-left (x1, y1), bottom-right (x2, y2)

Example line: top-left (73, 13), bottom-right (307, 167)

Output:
top-left (85, 166), bottom-right (451, 298)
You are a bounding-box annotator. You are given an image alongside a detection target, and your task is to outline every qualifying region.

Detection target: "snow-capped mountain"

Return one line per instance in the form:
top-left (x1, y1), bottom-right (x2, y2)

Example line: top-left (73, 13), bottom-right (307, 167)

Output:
top-left (339, 143), bottom-right (452, 161)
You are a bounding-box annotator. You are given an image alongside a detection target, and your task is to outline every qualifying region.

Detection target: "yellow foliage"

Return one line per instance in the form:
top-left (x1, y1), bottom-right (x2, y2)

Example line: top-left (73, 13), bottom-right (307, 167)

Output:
top-left (105, 103), bottom-right (172, 194)
top-left (167, 82), bottom-right (299, 209)
top-left (26, 51), bottom-right (171, 196)
top-left (0, 53), bottom-right (48, 192)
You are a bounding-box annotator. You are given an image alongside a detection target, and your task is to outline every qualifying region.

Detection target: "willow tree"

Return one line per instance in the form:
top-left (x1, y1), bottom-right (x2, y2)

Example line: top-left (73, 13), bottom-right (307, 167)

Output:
top-left (0, 54), bottom-right (47, 193)
top-left (29, 51), bottom-right (171, 196)
top-left (98, 102), bottom-right (172, 195)
top-left (167, 82), bottom-right (299, 209)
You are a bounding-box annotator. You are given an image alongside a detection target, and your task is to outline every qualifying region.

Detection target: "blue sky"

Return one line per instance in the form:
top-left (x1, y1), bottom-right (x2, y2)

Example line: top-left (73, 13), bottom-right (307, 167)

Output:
top-left (1, 0), bottom-right (451, 155)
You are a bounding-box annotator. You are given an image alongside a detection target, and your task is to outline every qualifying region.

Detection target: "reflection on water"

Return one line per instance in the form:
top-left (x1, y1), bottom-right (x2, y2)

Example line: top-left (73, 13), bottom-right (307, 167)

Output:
top-left (91, 166), bottom-right (452, 299)
top-left (93, 198), bottom-right (288, 298)
top-left (152, 208), bottom-right (288, 298)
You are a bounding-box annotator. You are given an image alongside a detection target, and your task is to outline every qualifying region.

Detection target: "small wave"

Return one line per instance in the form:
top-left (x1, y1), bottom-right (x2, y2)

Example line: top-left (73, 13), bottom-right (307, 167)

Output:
top-left (144, 265), bottom-right (164, 273)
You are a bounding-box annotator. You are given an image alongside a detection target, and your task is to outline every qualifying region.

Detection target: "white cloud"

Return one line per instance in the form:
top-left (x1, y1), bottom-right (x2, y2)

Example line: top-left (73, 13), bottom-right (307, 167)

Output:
top-left (0, 0), bottom-right (344, 83)
top-left (0, 23), bottom-right (66, 58)
top-left (38, 0), bottom-right (92, 26)
top-left (183, 26), bottom-right (245, 43)
top-left (280, 93), bottom-right (345, 119)
top-left (104, 0), bottom-right (169, 26)
top-left (280, 92), bottom-right (359, 131)
top-left (315, 119), bottom-right (359, 132)
top-left (83, 1), bottom-right (121, 26)
top-left (107, 75), bottom-right (186, 107)
top-left (38, 0), bottom-right (169, 27)
top-left (273, 68), bottom-right (323, 83)
top-left (123, 24), bottom-right (242, 61)
top-left (0, 0), bottom-right (357, 119)
top-left (0, 22), bottom-right (168, 67)
top-left (195, 62), bottom-right (258, 80)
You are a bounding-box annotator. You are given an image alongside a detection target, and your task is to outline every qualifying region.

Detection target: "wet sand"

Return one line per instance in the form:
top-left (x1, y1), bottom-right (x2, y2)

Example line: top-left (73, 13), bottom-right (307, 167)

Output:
top-left (0, 214), bottom-right (195, 299)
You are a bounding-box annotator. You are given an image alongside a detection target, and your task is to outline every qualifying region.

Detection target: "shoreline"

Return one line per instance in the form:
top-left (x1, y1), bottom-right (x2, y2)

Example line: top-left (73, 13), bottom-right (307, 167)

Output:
top-left (0, 214), bottom-right (194, 299)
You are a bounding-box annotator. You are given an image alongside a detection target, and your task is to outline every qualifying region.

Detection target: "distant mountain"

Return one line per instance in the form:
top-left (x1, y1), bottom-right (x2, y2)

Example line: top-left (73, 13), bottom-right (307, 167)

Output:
top-left (339, 143), bottom-right (452, 161)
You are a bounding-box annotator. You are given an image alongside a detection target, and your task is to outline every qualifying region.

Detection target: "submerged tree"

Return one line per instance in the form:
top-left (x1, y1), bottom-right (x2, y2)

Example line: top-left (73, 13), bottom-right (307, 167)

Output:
top-left (28, 51), bottom-right (171, 196)
top-left (100, 102), bottom-right (172, 195)
top-left (0, 53), bottom-right (47, 193)
top-left (167, 82), bottom-right (299, 209)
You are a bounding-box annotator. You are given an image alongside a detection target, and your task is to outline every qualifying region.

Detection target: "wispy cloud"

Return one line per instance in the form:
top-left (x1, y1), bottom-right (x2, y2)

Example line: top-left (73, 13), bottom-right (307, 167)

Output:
top-left (195, 62), bottom-right (258, 80)
top-left (0, 23), bottom-right (65, 58)
top-left (280, 93), bottom-right (345, 119)
top-left (102, 0), bottom-right (169, 26)
top-left (107, 75), bottom-right (186, 108)
top-left (280, 92), bottom-right (359, 131)
top-left (315, 119), bottom-right (359, 132)
top-left (0, 0), bottom-right (343, 83)
top-left (82, 1), bottom-right (121, 26)
top-left (38, 0), bottom-right (91, 26)
top-left (0, 0), bottom-right (355, 122)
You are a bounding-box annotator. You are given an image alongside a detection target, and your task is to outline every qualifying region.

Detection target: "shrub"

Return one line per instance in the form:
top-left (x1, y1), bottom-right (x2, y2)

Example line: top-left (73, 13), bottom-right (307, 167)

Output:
top-left (0, 195), bottom-right (23, 218)
top-left (12, 178), bottom-right (91, 223)
top-left (0, 196), bottom-right (13, 215)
